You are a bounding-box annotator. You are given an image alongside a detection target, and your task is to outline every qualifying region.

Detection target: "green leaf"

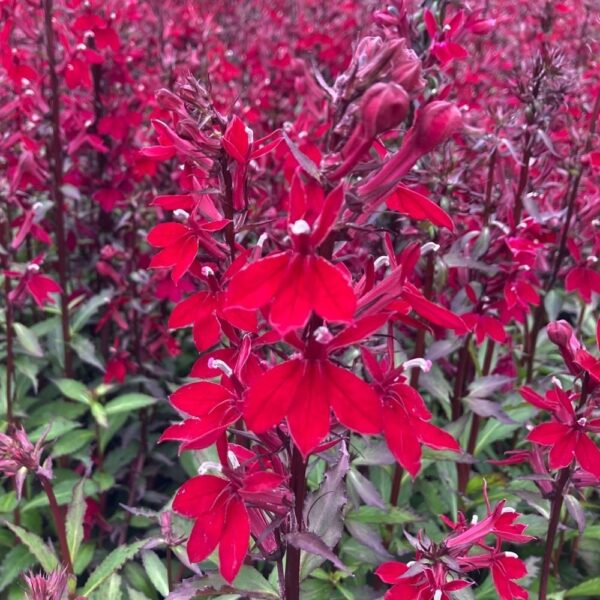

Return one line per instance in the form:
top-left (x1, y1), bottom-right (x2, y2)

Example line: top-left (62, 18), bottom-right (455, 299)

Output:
top-left (80, 539), bottom-right (148, 596)
top-left (74, 542), bottom-right (95, 576)
top-left (566, 578), bottom-right (600, 597)
top-left (29, 418), bottom-right (80, 443)
top-left (0, 546), bottom-right (36, 592)
top-left (91, 573), bottom-right (123, 600)
top-left (53, 379), bottom-right (92, 404)
top-left (346, 506), bottom-right (418, 525)
top-left (13, 323), bottom-right (43, 357)
top-left (91, 402), bottom-right (108, 428)
top-left (2, 521), bottom-right (59, 573)
top-left (104, 393), bottom-right (156, 415)
top-left (71, 335), bottom-right (105, 371)
top-left (66, 479), bottom-right (86, 559)
top-left (141, 550), bottom-right (169, 596)
top-left (71, 293), bottom-right (111, 333)
top-left (52, 430), bottom-right (95, 457)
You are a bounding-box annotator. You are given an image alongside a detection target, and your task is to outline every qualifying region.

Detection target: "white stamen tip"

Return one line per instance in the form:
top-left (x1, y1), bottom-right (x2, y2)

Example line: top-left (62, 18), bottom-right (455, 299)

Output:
top-left (420, 242), bottom-right (440, 255)
top-left (578, 417), bottom-right (587, 427)
top-left (403, 358), bottom-right (432, 373)
top-left (551, 377), bottom-right (563, 389)
top-left (207, 358), bottom-right (233, 377)
top-left (227, 450), bottom-right (240, 469)
top-left (27, 264), bottom-right (41, 273)
top-left (504, 551), bottom-right (518, 558)
top-left (173, 209), bottom-right (189, 221)
top-left (198, 461), bottom-right (222, 475)
top-left (201, 266), bottom-right (214, 277)
top-left (257, 233), bottom-right (268, 248)
top-left (374, 256), bottom-right (390, 270)
top-left (289, 219), bottom-right (311, 235)
top-left (501, 506), bottom-right (516, 514)
top-left (434, 590), bottom-right (443, 600)
top-left (406, 561), bottom-right (415, 567)
top-left (471, 514), bottom-right (479, 525)
top-left (314, 326), bottom-right (333, 344)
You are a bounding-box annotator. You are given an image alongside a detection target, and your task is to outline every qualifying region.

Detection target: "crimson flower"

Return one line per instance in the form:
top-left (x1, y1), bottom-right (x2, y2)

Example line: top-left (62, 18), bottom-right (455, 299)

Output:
top-left (244, 316), bottom-right (384, 456)
top-left (523, 383), bottom-right (600, 477)
top-left (172, 443), bottom-right (289, 583)
top-left (376, 562), bottom-right (470, 599)
top-left (148, 193), bottom-right (230, 283)
top-left (362, 348), bottom-right (460, 476)
top-left (226, 181), bottom-right (356, 333)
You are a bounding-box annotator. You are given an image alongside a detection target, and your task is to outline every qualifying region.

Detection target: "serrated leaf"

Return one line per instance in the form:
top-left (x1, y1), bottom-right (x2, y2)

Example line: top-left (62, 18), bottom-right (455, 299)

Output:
top-left (53, 379), bottom-right (92, 404)
top-left (81, 539), bottom-right (148, 596)
top-left (141, 550), bottom-right (169, 596)
top-left (71, 335), bottom-right (105, 371)
top-left (2, 521), bottom-right (59, 573)
top-left (91, 573), bottom-right (123, 600)
top-left (105, 393), bottom-right (157, 415)
top-left (0, 545), bottom-right (36, 592)
top-left (66, 479), bottom-right (86, 559)
top-left (13, 323), bottom-right (43, 357)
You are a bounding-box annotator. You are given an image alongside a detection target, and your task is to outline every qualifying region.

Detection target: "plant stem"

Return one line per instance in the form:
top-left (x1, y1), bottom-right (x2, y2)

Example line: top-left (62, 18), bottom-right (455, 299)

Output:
top-left (1, 201), bottom-right (14, 428)
top-left (538, 467), bottom-right (570, 600)
top-left (284, 446), bottom-right (306, 600)
top-left (43, 0), bottom-right (72, 377)
top-left (39, 475), bottom-right (73, 576)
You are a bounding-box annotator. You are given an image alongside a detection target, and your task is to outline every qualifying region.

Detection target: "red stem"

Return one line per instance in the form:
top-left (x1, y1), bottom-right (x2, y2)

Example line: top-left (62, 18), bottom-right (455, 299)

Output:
top-left (39, 475), bottom-right (73, 576)
top-left (43, 0), bottom-right (72, 377)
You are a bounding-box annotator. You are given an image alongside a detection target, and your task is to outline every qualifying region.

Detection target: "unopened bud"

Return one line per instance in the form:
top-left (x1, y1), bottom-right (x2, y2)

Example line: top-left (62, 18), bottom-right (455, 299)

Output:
top-left (361, 82), bottom-right (409, 137)
top-left (413, 101), bottom-right (462, 153)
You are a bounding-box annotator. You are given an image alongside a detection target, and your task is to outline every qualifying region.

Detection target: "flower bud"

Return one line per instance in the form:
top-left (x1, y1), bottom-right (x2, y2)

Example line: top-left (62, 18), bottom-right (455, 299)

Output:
top-left (361, 82), bottom-right (409, 138)
top-left (156, 88), bottom-right (185, 113)
top-left (412, 101), bottom-right (462, 153)
top-left (390, 45), bottom-right (424, 93)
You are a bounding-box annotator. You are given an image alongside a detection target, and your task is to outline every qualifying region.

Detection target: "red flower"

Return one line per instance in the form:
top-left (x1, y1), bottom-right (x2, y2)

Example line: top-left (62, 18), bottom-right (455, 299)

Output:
top-left (226, 183), bottom-right (356, 333)
top-left (523, 383), bottom-right (600, 477)
top-left (244, 316), bottom-right (384, 456)
top-left (172, 444), bottom-right (288, 583)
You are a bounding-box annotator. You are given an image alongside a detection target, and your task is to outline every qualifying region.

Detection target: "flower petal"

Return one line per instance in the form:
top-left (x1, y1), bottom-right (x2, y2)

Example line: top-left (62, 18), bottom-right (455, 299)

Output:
top-left (173, 475), bottom-right (228, 517)
top-left (219, 497), bottom-right (250, 583)
top-left (575, 433), bottom-right (600, 477)
top-left (309, 256), bottom-right (356, 324)
top-left (187, 505), bottom-right (226, 563)
top-left (244, 359), bottom-right (302, 432)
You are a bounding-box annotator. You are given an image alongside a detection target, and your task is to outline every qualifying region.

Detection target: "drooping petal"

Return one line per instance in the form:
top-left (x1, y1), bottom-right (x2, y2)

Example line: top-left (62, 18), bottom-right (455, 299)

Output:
top-left (219, 497), bottom-right (250, 583)
top-left (187, 505), bottom-right (226, 563)
top-left (402, 287), bottom-right (467, 333)
top-left (548, 429), bottom-right (577, 470)
top-left (383, 403), bottom-right (422, 476)
top-left (269, 254), bottom-right (313, 332)
top-left (244, 359), bottom-right (303, 432)
top-left (171, 236), bottom-right (199, 283)
top-left (192, 314), bottom-right (222, 351)
top-left (172, 475), bottom-right (229, 517)
top-left (325, 362), bottom-right (381, 434)
top-left (309, 256), bottom-right (356, 324)
top-left (574, 433), bottom-right (600, 477)
top-left (286, 360), bottom-right (331, 457)
top-left (387, 184), bottom-right (454, 231)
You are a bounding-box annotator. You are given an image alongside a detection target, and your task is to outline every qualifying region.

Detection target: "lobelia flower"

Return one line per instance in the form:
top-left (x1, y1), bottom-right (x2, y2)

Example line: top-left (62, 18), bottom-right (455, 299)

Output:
top-left (377, 486), bottom-right (532, 600)
top-left (168, 258), bottom-right (257, 351)
top-left (148, 192), bottom-right (231, 283)
top-left (6, 257), bottom-right (62, 307)
top-left (522, 381), bottom-right (600, 477)
top-left (243, 315), bottom-right (385, 457)
top-left (225, 181), bottom-right (357, 334)
top-left (361, 346), bottom-right (460, 476)
top-left (172, 442), bottom-right (290, 583)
